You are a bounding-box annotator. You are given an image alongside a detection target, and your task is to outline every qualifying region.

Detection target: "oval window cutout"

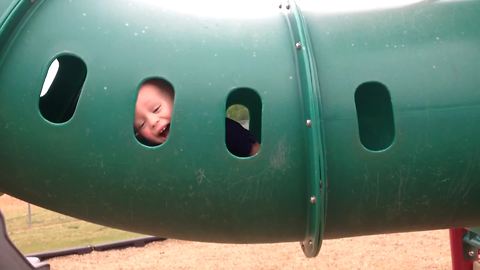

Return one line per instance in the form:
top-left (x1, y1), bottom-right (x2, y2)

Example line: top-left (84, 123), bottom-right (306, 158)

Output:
top-left (226, 88), bottom-right (261, 157)
top-left (39, 55), bottom-right (87, 123)
top-left (355, 82), bottom-right (395, 151)
top-left (133, 78), bottom-right (175, 147)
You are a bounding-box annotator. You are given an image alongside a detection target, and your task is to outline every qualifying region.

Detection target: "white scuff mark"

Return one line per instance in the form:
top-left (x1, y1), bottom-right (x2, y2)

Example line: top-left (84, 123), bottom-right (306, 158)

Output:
top-left (196, 169), bottom-right (206, 184)
top-left (270, 138), bottom-right (289, 171)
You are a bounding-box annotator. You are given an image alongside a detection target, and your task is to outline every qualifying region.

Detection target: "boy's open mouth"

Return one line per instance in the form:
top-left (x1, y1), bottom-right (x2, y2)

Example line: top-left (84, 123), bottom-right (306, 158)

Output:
top-left (159, 124), bottom-right (170, 139)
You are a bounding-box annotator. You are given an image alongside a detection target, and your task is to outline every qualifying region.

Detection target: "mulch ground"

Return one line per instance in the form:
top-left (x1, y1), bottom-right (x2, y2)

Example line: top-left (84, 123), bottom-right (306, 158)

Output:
top-left (1, 195), bottom-right (453, 269)
top-left (47, 230), bottom-right (452, 270)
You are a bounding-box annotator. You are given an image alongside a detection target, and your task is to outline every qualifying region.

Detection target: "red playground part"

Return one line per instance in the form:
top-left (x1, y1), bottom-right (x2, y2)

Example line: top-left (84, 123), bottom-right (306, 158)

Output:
top-left (450, 228), bottom-right (473, 270)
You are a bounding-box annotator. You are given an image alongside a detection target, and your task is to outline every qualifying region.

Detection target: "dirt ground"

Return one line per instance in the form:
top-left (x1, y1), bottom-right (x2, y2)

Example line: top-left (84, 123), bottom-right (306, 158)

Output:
top-left (47, 229), bottom-right (451, 270)
top-left (0, 194), bottom-right (22, 212)
top-left (1, 195), bottom-right (453, 269)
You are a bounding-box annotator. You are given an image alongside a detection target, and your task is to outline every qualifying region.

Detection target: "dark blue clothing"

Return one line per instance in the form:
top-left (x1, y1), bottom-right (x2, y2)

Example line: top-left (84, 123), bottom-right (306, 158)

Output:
top-left (226, 118), bottom-right (257, 157)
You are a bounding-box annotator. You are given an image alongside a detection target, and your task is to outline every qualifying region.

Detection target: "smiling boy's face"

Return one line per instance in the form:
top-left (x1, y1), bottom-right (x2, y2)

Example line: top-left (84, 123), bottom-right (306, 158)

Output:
top-left (134, 82), bottom-right (174, 145)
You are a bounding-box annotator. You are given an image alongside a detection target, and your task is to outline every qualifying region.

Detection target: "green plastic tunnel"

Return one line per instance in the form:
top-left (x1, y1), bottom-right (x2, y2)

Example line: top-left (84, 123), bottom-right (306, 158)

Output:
top-left (1, 0), bottom-right (480, 257)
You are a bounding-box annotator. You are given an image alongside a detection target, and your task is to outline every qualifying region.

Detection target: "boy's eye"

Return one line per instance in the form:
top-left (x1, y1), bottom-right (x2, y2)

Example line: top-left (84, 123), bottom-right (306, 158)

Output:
top-left (138, 122), bottom-right (145, 129)
top-left (153, 105), bottom-right (161, 113)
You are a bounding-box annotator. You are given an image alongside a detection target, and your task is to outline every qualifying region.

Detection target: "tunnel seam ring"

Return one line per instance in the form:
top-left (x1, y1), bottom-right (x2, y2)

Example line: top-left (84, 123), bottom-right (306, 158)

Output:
top-left (282, 0), bottom-right (327, 257)
top-left (0, 0), bottom-right (36, 53)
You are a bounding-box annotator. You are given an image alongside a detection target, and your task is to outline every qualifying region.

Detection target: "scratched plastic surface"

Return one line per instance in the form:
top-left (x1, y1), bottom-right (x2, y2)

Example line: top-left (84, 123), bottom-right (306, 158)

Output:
top-left (0, 0), bottom-right (479, 246)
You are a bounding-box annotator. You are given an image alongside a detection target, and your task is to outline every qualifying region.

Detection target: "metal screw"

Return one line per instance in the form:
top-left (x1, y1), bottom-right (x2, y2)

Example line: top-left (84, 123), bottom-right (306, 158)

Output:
top-left (310, 196), bottom-right (316, 204)
top-left (279, 3), bottom-right (282, 9)
top-left (295, 42), bottom-right (302, 49)
top-left (309, 240), bottom-right (313, 245)
top-left (306, 119), bottom-right (312, 127)
top-left (286, 4), bottom-right (291, 9)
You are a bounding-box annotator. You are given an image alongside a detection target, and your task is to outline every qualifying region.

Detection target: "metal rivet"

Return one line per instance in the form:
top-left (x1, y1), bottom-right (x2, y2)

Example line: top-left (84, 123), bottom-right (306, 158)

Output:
top-left (279, 4), bottom-right (282, 9)
top-left (468, 250), bottom-right (475, 257)
top-left (295, 42), bottom-right (302, 49)
top-left (309, 240), bottom-right (313, 245)
top-left (310, 196), bottom-right (316, 204)
top-left (306, 119), bottom-right (312, 127)
top-left (286, 4), bottom-right (291, 9)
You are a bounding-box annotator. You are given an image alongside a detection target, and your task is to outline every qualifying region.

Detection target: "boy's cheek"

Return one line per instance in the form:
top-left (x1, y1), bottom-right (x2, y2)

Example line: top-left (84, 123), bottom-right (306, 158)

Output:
top-left (145, 132), bottom-right (158, 141)
top-left (139, 130), bottom-right (149, 139)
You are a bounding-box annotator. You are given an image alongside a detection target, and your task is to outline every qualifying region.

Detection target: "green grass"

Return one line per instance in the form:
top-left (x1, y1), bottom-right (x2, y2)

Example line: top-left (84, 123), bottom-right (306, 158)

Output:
top-left (2, 199), bottom-right (144, 254)
top-left (227, 104), bottom-right (249, 121)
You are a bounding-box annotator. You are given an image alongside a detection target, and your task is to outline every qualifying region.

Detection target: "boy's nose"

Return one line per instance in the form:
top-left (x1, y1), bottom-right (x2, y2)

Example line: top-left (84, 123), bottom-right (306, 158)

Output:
top-left (147, 115), bottom-right (159, 127)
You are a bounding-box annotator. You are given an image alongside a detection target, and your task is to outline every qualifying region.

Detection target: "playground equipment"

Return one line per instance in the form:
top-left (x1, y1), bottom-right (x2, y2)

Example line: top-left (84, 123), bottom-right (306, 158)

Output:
top-left (1, 0), bottom-right (480, 262)
top-left (0, 211), bottom-right (49, 270)
top-left (450, 228), bottom-right (480, 270)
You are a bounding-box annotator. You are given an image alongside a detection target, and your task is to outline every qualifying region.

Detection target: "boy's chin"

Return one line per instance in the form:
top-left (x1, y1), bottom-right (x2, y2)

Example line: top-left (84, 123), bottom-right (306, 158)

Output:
top-left (154, 136), bottom-right (168, 144)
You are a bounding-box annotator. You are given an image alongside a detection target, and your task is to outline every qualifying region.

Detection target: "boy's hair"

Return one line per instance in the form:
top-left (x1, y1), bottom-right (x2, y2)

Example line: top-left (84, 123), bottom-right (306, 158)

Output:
top-left (140, 78), bottom-right (175, 99)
